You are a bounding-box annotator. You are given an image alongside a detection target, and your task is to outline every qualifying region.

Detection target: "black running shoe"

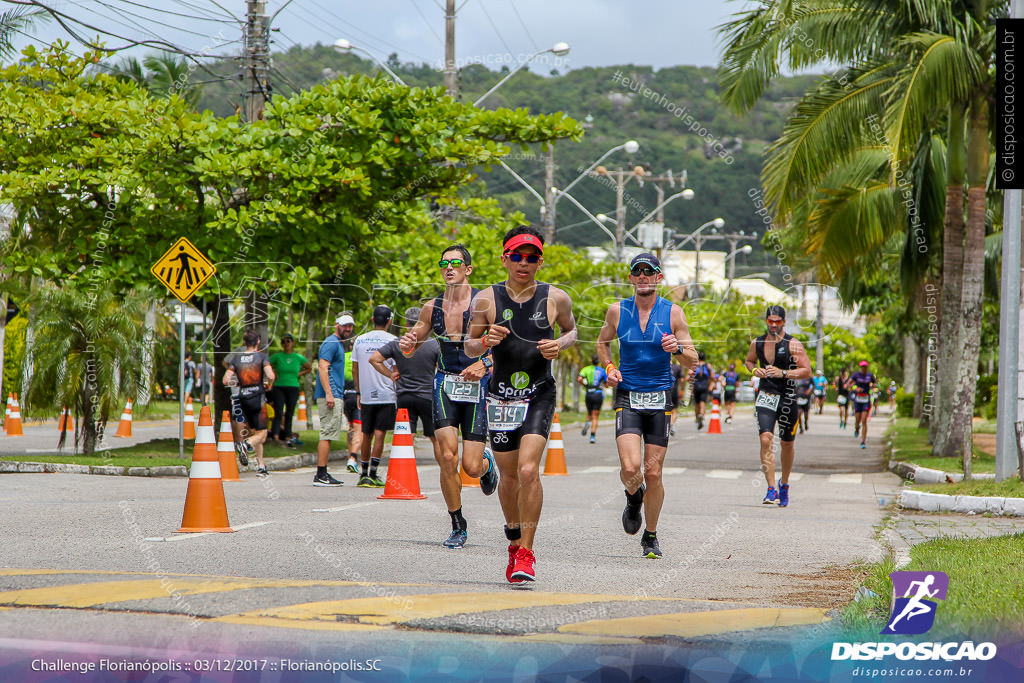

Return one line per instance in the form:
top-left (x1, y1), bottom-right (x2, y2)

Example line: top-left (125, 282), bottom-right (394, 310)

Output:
top-left (479, 448), bottom-right (499, 496)
top-left (255, 467), bottom-right (269, 478)
top-left (641, 533), bottom-right (662, 559)
top-left (581, 422), bottom-right (590, 436)
top-left (235, 441), bottom-right (248, 468)
top-left (313, 471), bottom-right (343, 487)
top-left (622, 484), bottom-right (645, 535)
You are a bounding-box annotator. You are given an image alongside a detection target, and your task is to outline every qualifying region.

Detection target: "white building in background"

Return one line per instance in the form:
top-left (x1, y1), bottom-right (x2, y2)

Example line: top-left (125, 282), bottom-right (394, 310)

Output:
top-left (585, 246), bottom-right (866, 336)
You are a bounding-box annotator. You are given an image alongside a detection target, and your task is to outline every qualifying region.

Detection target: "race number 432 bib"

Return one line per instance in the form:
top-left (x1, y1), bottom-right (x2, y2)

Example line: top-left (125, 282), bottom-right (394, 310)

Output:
top-left (486, 398), bottom-right (529, 431)
top-left (755, 392), bottom-right (781, 412)
top-left (629, 391), bottom-right (666, 411)
top-left (442, 375), bottom-right (481, 403)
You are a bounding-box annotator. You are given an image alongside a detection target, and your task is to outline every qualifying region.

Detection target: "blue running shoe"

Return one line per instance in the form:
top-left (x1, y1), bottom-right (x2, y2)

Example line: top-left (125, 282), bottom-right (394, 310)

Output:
top-left (762, 486), bottom-right (778, 504)
top-left (479, 447), bottom-right (498, 496)
top-left (443, 529), bottom-right (467, 549)
top-left (860, 442), bottom-right (866, 449)
top-left (778, 481), bottom-right (789, 507)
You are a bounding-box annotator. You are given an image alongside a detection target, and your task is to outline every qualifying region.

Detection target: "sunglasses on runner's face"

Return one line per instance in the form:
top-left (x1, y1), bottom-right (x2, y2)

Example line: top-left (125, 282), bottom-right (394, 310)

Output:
top-left (766, 317), bottom-right (784, 325)
top-left (438, 258), bottom-right (465, 268)
top-left (630, 265), bottom-right (660, 277)
top-left (507, 252), bottom-right (541, 263)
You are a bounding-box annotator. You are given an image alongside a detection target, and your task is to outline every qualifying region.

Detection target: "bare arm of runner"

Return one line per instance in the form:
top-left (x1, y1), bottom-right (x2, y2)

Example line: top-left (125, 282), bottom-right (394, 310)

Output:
top-left (464, 288), bottom-right (501, 358)
top-left (662, 304), bottom-right (698, 370)
top-left (537, 286), bottom-right (576, 360)
top-left (398, 300), bottom-right (434, 355)
top-left (744, 340), bottom-right (766, 378)
top-left (596, 302), bottom-right (622, 386)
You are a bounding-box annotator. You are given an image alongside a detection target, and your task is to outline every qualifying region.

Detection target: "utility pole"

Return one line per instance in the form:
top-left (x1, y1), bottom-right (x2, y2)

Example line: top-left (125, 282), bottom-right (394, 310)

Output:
top-left (815, 280), bottom-right (825, 372)
top-left (243, 0), bottom-right (269, 123)
top-left (543, 144), bottom-right (556, 242)
top-left (444, 0), bottom-right (457, 97)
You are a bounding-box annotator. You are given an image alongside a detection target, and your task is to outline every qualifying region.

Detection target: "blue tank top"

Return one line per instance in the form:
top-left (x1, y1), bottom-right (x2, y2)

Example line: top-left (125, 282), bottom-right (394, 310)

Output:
top-left (616, 295), bottom-right (673, 392)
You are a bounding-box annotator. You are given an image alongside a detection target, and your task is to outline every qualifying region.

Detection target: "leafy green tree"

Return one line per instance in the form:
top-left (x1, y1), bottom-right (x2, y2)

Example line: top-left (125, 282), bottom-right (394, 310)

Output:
top-left (0, 6), bottom-right (46, 61)
top-left (23, 284), bottom-right (147, 454)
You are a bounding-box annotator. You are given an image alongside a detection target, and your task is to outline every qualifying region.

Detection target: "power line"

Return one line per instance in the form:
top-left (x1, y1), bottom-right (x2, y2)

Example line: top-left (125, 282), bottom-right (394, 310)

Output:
top-left (302, 0), bottom-right (432, 63)
top-left (408, 0), bottom-right (442, 46)
top-left (506, 0), bottom-right (539, 52)
top-left (476, 1), bottom-right (512, 56)
top-left (110, 0), bottom-right (238, 24)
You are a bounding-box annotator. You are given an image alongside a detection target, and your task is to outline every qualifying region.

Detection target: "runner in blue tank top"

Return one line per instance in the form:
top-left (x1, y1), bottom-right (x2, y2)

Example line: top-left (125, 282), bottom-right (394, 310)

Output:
top-left (465, 227), bottom-right (577, 584)
top-left (400, 244), bottom-right (498, 550)
top-left (597, 253), bottom-right (697, 560)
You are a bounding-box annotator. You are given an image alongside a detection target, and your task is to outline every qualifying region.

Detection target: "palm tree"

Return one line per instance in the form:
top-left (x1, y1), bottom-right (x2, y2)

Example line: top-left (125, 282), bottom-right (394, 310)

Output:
top-left (717, 0), bottom-right (1001, 472)
top-left (22, 284), bottom-right (148, 454)
top-left (0, 6), bottom-right (47, 61)
top-left (106, 52), bottom-right (203, 108)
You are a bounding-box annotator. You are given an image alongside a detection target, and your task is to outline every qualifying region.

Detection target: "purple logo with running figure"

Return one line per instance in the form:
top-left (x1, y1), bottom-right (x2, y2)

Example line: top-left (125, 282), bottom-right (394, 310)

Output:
top-left (882, 571), bottom-right (949, 635)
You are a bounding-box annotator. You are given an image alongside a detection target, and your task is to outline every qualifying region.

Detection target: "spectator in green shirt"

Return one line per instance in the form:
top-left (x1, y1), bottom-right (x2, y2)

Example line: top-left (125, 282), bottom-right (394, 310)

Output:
top-left (269, 334), bottom-right (312, 446)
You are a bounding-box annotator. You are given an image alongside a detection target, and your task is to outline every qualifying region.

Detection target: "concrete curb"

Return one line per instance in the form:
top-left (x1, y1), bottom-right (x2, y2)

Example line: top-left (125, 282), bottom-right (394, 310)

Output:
top-left (0, 451), bottom-right (345, 477)
top-left (897, 488), bottom-right (1024, 517)
top-left (888, 460), bottom-right (996, 484)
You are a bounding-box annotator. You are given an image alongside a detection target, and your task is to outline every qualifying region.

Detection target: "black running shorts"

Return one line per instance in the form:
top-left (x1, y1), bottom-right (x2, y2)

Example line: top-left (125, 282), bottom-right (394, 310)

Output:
top-left (432, 372), bottom-right (487, 443)
top-left (488, 383), bottom-right (556, 452)
top-left (724, 387), bottom-right (737, 403)
top-left (584, 390), bottom-right (604, 413)
top-left (614, 388), bottom-right (670, 447)
top-left (343, 392), bottom-right (360, 424)
top-left (755, 392), bottom-right (798, 443)
top-left (361, 402), bottom-right (397, 434)
top-left (398, 394), bottom-right (435, 438)
top-left (238, 391), bottom-right (268, 431)
top-left (692, 387), bottom-right (709, 405)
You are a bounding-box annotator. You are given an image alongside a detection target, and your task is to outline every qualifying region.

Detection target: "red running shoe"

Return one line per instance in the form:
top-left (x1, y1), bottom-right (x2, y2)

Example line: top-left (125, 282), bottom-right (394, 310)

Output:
top-left (510, 546), bottom-right (536, 582)
top-left (506, 544), bottom-right (523, 583)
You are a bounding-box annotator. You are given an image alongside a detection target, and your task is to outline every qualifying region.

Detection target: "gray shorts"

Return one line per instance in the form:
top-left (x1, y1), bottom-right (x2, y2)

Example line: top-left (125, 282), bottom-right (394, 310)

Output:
top-left (317, 398), bottom-right (345, 441)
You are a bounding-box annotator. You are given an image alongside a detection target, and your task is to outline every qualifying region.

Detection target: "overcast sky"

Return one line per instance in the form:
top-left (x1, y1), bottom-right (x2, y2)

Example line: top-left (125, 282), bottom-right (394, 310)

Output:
top-left (12, 1), bottom-right (747, 72)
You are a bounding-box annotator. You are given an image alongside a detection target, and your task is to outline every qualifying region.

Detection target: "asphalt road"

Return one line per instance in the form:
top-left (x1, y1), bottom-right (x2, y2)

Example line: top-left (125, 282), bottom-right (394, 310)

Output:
top-left (0, 405), bottom-right (898, 680)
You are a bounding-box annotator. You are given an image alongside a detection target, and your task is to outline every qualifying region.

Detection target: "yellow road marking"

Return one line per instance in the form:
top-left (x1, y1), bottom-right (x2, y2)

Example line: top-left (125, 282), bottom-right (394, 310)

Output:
top-left (558, 607), bottom-right (829, 638)
top-left (215, 592), bottom-right (651, 628)
top-left (0, 578), bottom-right (420, 608)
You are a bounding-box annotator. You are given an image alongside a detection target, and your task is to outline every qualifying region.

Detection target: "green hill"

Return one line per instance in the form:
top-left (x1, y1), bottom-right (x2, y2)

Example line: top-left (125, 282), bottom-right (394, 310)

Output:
top-left (196, 44), bottom-right (818, 274)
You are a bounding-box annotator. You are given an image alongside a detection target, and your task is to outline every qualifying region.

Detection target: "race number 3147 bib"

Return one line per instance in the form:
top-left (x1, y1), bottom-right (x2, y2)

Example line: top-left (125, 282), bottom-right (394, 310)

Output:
top-left (442, 375), bottom-right (481, 403)
top-left (755, 392), bottom-right (781, 412)
top-left (486, 398), bottom-right (529, 432)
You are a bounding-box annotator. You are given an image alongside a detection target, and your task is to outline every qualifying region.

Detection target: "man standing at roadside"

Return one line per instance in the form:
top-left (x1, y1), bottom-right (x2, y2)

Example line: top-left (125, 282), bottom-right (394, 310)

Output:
top-left (400, 245), bottom-right (499, 549)
top-left (598, 253), bottom-right (697, 559)
top-left (312, 316), bottom-right (351, 487)
top-left (744, 306), bottom-right (812, 508)
top-left (577, 355), bottom-right (607, 444)
top-left (466, 227), bottom-right (577, 583)
top-left (352, 305), bottom-right (398, 487)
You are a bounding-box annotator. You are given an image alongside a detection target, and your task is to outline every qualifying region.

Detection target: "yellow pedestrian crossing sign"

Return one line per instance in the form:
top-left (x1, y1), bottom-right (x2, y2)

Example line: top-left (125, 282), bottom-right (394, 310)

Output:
top-left (150, 238), bottom-right (216, 302)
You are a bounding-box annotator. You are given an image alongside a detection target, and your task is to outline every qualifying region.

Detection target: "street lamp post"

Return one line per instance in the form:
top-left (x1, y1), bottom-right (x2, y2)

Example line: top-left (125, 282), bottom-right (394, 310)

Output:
top-left (672, 218), bottom-right (724, 298)
top-left (550, 190), bottom-right (619, 245)
top-left (726, 244), bottom-right (753, 294)
top-left (473, 42), bottom-right (570, 106)
top-left (332, 39), bottom-right (407, 85)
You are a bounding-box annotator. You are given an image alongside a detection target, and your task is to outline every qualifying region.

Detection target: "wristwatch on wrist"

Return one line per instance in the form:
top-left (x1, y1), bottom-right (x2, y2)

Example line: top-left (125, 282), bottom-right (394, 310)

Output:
top-left (783, 370), bottom-right (788, 379)
top-left (481, 356), bottom-right (493, 370)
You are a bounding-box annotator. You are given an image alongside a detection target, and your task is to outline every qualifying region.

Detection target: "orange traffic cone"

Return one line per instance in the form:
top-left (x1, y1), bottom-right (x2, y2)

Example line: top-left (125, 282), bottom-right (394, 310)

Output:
top-left (114, 400), bottom-right (133, 438)
top-left (58, 406), bottom-right (74, 433)
top-left (183, 397), bottom-right (196, 440)
top-left (707, 399), bottom-right (722, 434)
top-left (177, 406), bottom-right (233, 533)
top-left (460, 462), bottom-right (480, 487)
top-left (296, 391), bottom-right (308, 422)
top-left (217, 410), bottom-right (241, 482)
top-left (378, 408), bottom-right (426, 500)
top-left (4, 393), bottom-right (12, 432)
top-left (543, 413), bottom-right (567, 475)
top-left (6, 394), bottom-right (23, 436)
